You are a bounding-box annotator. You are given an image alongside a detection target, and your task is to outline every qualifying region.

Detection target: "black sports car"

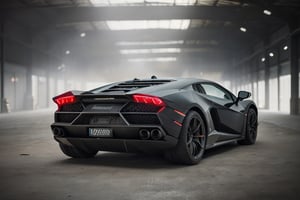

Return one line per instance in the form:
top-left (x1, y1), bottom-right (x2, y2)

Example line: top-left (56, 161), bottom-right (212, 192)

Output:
top-left (51, 77), bottom-right (258, 165)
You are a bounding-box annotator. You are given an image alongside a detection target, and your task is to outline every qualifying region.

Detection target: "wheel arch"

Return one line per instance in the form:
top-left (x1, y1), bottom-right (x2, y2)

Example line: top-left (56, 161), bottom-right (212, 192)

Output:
top-left (248, 103), bottom-right (258, 116)
top-left (188, 106), bottom-right (209, 135)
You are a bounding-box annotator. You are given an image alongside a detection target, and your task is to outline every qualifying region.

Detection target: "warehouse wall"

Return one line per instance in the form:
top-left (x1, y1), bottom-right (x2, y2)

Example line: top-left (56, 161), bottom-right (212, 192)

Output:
top-left (224, 25), bottom-right (300, 114)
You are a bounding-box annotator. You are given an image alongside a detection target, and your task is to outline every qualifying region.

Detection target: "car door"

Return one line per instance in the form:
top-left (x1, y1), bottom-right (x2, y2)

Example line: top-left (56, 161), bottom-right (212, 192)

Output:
top-left (197, 82), bottom-right (244, 135)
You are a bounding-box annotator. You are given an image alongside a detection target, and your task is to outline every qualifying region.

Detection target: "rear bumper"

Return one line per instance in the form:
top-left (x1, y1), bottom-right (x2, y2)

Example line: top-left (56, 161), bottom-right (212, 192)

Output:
top-left (51, 123), bottom-right (178, 153)
top-left (55, 136), bottom-right (177, 153)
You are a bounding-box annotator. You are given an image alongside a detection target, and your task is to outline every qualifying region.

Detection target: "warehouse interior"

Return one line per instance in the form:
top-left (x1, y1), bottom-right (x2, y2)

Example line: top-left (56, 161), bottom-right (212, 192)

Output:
top-left (1, 0), bottom-right (299, 114)
top-left (0, 0), bottom-right (300, 199)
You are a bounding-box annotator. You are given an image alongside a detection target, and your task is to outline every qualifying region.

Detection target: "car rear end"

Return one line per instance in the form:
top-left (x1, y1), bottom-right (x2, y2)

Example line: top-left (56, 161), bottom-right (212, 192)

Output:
top-left (51, 79), bottom-right (185, 154)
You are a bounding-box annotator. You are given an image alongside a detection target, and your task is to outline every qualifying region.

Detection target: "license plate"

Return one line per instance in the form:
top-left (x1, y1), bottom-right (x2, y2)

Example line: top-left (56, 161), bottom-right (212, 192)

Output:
top-left (88, 128), bottom-right (113, 138)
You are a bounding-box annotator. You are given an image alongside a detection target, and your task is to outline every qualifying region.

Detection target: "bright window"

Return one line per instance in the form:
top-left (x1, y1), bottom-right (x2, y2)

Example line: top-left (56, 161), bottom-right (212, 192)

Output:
top-left (106, 20), bottom-right (190, 30)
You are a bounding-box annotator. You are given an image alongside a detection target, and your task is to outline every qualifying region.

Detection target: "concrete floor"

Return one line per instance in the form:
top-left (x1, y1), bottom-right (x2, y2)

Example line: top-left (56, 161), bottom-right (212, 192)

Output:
top-left (0, 110), bottom-right (300, 200)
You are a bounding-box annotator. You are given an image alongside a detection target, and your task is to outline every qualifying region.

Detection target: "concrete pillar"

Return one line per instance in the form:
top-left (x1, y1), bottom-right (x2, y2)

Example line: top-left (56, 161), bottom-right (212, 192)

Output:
top-left (241, 64), bottom-right (246, 89)
top-left (264, 48), bottom-right (270, 110)
top-left (23, 36), bottom-right (35, 110)
top-left (250, 61), bottom-right (254, 99)
top-left (255, 57), bottom-right (259, 103)
top-left (0, 19), bottom-right (6, 113)
top-left (290, 34), bottom-right (299, 115)
top-left (276, 48), bottom-right (281, 111)
top-left (24, 65), bottom-right (33, 110)
top-left (46, 70), bottom-right (50, 108)
top-left (237, 68), bottom-right (241, 92)
top-left (53, 75), bottom-right (57, 96)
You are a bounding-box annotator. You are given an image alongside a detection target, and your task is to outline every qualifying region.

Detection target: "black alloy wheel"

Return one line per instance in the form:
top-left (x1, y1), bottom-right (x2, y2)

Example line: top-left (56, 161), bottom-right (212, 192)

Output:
top-left (164, 111), bottom-right (206, 165)
top-left (186, 117), bottom-right (206, 159)
top-left (238, 108), bottom-right (258, 145)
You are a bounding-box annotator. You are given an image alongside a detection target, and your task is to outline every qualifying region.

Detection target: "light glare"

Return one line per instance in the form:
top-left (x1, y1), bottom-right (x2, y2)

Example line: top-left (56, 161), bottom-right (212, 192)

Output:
top-left (120, 48), bottom-right (181, 55)
top-left (263, 9), bottom-right (272, 15)
top-left (240, 27), bottom-right (247, 32)
top-left (90, 0), bottom-right (196, 6)
top-left (106, 20), bottom-right (190, 30)
top-left (128, 57), bottom-right (177, 62)
top-left (116, 40), bottom-right (184, 46)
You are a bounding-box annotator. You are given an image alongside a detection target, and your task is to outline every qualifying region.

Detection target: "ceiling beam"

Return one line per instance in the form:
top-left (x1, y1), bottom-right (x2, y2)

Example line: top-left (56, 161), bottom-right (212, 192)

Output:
top-left (46, 27), bottom-right (255, 60)
top-left (53, 28), bottom-right (257, 44)
top-left (5, 6), bottom-right (281, 25)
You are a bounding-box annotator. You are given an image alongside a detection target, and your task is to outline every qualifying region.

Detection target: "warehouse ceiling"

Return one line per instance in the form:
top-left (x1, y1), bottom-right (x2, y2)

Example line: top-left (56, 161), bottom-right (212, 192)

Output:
top-left (1, 0), bottom-right (300, 80)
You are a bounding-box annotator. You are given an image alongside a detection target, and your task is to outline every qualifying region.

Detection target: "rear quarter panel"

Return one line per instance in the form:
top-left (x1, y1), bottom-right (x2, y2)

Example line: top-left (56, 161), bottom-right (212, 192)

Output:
top-left (158, 90), bottom-right (216, 138)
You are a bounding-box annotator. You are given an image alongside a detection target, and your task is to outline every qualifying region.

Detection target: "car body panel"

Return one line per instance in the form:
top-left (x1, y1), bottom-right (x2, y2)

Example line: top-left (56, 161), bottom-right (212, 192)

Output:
top-left (51, 78), bottom-right (257, 153)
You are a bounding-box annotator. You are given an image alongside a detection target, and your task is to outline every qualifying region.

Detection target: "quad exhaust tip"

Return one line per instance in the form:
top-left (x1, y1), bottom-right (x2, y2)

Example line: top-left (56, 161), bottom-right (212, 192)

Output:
top-left (151, 129), bottom-right (163, 140)
top-left (139, 129), bottom-right (150, 140)
top-left (52, 127), bottom-right (65, 137)
top-left (139, 129), bottom-right (164, 140)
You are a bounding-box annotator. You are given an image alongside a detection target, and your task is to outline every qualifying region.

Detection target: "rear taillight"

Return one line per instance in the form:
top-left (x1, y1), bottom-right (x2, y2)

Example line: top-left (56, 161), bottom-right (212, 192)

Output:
top-left (53, 91), bottom-right (76, 110)
top-left (132, 94), bottom-right (165, 107)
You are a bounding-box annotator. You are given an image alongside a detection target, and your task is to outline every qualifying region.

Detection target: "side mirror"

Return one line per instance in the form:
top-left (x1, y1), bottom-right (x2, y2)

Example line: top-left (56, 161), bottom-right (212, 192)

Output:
top-left (237, 91), bottom-right (251, 102)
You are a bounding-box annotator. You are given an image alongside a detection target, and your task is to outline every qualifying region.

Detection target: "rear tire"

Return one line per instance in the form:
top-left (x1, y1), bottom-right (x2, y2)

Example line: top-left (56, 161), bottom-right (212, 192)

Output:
top-left (59, 143), bottom-right (98, 158)
top-left (164, 111), bottom-right (206, 165)
top-left (238, 108), bottom-right (258, 145)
